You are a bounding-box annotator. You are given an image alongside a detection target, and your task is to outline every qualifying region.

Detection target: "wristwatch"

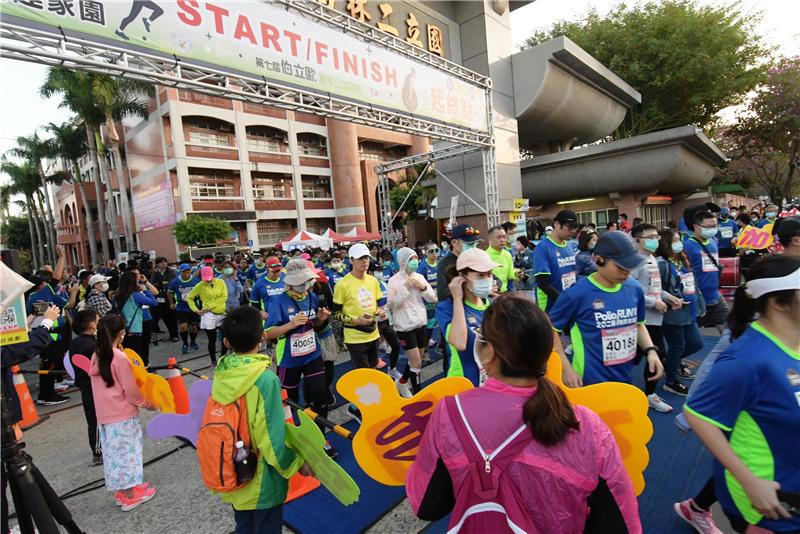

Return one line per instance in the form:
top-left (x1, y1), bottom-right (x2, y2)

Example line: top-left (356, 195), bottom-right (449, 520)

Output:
top-left (643, 346), bottom-right (660, 356)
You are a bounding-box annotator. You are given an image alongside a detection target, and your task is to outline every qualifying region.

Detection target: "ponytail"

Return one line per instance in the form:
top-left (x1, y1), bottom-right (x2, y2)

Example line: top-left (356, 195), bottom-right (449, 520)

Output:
top-left (522, 376), bottom-right (580, 446)
top-left (728, 285), bottom-right (756, 340)
top-left (96, 314), bottom-right (125, 387)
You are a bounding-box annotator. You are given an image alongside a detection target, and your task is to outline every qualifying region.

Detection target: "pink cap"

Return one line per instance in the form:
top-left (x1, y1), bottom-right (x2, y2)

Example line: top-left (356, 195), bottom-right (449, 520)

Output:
top-left (200, 266), bottom-right (214, 281)
top-left (300, 253), bottom-right (311, 260)
top-left (456, 248), bottom-right (500, 273)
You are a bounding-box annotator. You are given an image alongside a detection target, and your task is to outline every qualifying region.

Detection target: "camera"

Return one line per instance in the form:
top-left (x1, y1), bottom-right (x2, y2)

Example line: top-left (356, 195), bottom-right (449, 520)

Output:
top-left (32, 301), bottom-right (48, 316)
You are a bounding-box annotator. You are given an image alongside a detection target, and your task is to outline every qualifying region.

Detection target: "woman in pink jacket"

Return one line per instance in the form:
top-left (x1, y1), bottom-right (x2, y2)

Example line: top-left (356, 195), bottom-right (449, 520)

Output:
top-left (406, 294), bottom-right (641, 533)
top-left (388, 247), bottom-right (437, 397)
top-left (90, 314), bottom-right (157, 512)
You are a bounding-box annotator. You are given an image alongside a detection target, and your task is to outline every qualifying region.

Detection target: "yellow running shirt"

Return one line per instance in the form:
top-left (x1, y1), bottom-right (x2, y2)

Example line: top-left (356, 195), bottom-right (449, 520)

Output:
top-left (332, 273), bottom-right (382, 344)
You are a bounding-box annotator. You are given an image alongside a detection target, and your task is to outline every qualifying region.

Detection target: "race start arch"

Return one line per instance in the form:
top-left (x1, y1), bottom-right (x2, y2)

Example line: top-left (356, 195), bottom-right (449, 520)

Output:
top-left (0, 0), bottom-right (499, 237)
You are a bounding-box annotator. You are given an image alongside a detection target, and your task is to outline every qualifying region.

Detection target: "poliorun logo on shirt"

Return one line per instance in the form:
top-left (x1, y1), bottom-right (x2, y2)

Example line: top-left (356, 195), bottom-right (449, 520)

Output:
top-left (593, 307), bottom-right (637, 329)
top-left (787, 368), bottom-right (800, 387)
top-left (557, 255), bottom-right (576, 268)
top-left (592, 299), bottom-right (605, 310)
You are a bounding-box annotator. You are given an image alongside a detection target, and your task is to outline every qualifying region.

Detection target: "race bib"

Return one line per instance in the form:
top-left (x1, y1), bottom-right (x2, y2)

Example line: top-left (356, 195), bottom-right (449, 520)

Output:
top-left (680, 272), bottom-right (696, 295)
top-left (701, 253), bottom-right (719, 273)
top-left (560, 271), bottom-right (576, 290)
top-left (179, 287), bottom-right (192, 301)
top-left (290, 329), bottom-right (317, 357)
top-left (647, 263), bottom-right (662, 299)
top-left (601, 325), bottom-right (637, 366)
top-left (720, 227), bottom-right (733, 239)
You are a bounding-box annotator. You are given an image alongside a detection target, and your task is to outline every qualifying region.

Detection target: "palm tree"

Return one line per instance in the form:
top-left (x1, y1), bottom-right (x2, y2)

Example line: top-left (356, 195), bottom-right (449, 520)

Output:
top-left (41, 68), bottom-right (116, 261)
top-left (90, 75), bottom-right (154, 251)
top-left (0, 184), bottom-right (12, 228)
top-left (1, 160), bottom-right (45, 269)
top-left (46, 120), bottom-right (99, 266)
top-left (5, 133), bottom-right (59, 264)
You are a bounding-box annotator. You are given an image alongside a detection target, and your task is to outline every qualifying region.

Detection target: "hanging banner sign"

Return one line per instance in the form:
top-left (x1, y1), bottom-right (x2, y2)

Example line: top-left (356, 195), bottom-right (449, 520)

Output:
top-left (448, 195), bottom-right (459, 227)
top-left (1, 0), bottom-right (488, 132)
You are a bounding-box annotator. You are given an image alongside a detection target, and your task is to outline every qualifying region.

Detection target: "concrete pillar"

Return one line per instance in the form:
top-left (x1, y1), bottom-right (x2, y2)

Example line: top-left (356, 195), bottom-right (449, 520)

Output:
top-left (286, 113), bottom-right (308, 231)
top-left (328, 119), bottom-right (365, 232)
top-left (410, 136), bottom-right (430, 156)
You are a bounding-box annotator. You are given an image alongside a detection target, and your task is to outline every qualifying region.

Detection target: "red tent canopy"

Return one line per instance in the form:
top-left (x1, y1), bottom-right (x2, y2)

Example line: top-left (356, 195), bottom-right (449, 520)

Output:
top-left (342, 227), bottom-right (381, 242)
top-left (321, 228), bottom-right (346, 243)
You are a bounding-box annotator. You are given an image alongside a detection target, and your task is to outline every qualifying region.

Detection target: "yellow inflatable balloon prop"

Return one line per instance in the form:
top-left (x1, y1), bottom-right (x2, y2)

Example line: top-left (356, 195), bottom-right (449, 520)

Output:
top-left (338, 352), bottom-right (653, 495)
top-left (124, 348), bottom-right (176, 413)
top-left (336, 370), bottom-right (472, 486)
top-left (545, 351), bottom-right (652, 495)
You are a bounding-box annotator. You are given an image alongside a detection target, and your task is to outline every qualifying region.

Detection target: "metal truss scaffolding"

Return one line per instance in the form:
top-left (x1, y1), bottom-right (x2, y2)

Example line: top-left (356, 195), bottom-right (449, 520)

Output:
top-left (0, 0), bottom-right (500, 236)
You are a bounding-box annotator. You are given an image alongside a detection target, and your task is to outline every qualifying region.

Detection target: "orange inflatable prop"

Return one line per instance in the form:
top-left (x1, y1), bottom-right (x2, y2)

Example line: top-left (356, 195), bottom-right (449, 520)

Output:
top-left (124, 348), bottom-right (176, 413)
top-left (338, 352), bottom-right (653, 495)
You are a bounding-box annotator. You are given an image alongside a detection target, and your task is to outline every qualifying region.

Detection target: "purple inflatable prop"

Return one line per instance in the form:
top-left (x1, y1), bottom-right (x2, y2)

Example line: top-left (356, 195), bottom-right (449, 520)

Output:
top-left (146, 379), bottom-right (212, 446)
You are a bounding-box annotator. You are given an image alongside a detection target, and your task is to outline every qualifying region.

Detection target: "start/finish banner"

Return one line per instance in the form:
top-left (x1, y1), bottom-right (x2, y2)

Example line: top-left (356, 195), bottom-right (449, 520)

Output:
top-left (2, 0), bottom-right (488, 132)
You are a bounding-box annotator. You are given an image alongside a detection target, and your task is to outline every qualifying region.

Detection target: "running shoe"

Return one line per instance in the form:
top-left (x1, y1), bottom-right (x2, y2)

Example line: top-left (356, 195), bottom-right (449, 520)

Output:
top-left (325, 390), bottom-right (337, 408)
top-left (54, 382), bottom-right (70, 392)
top-left (679, 363), bottom-right (695, 380)
top-left (388, 367), bottom-right (402, 380)
top-left (673, 499), bottom-right (723, 534)
top-left (324, 440), bottom-right (338, 459)
top-left (118, 484), bottom-right (157, 511)
top-left (664, 382), bottom-right (689, 396)
top-left (674, 413), bottom-right (692, 433)
top-left (647, 394), bottom-right (673, 413)
top-left (346, 404), bottom-right (362, 425)
top-left (36, 395), bottom-right (70, 406)
top-left (395, 378), bottom-right (413, 399)
top-left (181, 344), bottom-right (188, 355)
top-left (190, 342), bottom-right (199, 351)
top-left (92, 454), bottom-right (103, 466)
top-left (169, 337), bottom-right (180, 343)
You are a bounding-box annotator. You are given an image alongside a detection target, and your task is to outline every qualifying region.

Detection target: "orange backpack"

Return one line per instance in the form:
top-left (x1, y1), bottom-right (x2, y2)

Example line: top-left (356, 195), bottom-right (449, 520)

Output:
top-left (197, 395), bottom-right (256, 492)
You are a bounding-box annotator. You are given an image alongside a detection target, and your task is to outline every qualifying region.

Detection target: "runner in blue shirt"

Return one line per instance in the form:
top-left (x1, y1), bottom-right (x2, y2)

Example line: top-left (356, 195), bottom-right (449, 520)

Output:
top-left (245, 253), bottom-right (268, 283)
top-left (716, 207), bottom-right (739, 256)
top-left (684, 255), bottom-right (800, 533)
top-left (756, 204), bottom-right (779, 229)
top-left (549, 231), bottom-right (664, 388)
top-left (167, 263), bottom-right (201, 354)
top-left (324, 255), bottom-right (349, 290)
top-left (436, 248), bottom-right (496, 387)
top-left (532, 209), bottom-right (579, 313)
top-left (683, 210), bottom-right (729, 333)
top-left (417, 243), bottom-right (440, 349)
top-left (249, 255), bottom-right (285, 313)
top-left (265, 259), bottom-right (333, 452)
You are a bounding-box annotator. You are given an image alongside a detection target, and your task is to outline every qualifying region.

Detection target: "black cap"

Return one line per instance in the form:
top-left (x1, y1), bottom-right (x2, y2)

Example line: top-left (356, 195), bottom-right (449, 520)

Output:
top-left (773, 216), bottom-right (800, 238)
top-left (451, 224), bottom-right (481, 243)
top-left (594, 231), bottom-right (646, 270)
top-left (554, 210), bottom-right (579, 227)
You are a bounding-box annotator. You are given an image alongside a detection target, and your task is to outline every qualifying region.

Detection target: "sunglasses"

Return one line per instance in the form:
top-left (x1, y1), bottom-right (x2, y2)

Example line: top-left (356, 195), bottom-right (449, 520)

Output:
top-left (427, 248), bottom-right (439, 254)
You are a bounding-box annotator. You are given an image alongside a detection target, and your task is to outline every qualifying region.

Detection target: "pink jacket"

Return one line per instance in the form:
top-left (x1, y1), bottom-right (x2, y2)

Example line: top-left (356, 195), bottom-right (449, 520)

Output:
top-left (90, 348), bottom-right (152, 424)
top-left (406, 378), bottom-right (641, 533)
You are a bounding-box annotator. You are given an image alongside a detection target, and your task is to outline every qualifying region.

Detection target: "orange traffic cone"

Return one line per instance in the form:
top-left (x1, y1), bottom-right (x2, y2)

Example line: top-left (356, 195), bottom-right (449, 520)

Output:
top-left (282, 389), bottom-right (320, 503)
top-left (11, 365), bottom-right (49, 430)
top-left (166, 357), bottom-right (190, 414)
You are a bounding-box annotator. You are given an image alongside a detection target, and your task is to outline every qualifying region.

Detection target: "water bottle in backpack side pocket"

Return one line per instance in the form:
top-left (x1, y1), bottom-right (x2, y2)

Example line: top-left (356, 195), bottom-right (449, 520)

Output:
top-left (234, 440), bottom-right (257, 485)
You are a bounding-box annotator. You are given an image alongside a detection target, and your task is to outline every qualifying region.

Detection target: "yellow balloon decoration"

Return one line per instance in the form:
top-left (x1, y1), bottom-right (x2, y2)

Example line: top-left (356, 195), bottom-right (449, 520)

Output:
top-left (338, 352), bottom-right (653, 495)
top-left (124, 348), bottom-right (176, 413)
top-left (336, 370), bottom-right (472, 487)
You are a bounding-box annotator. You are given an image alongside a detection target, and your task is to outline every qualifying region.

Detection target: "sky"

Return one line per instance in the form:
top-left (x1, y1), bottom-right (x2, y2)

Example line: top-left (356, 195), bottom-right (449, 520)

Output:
top-left (0, 0), bottom-right (798, 208)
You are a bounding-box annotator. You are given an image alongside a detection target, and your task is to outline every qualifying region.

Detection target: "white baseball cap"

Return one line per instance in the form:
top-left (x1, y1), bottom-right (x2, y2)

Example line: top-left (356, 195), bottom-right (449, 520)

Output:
top-left (348, 243), bottom-right (370, 259)
top-left (88, 274), bottom-right (110, 287)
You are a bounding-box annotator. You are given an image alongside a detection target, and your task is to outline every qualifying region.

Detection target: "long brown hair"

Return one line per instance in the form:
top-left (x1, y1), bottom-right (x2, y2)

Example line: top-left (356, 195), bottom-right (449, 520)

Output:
top-left (96, 314), bottom-right (125, 388)
top-left (481, 294), bottom-right (579, 446)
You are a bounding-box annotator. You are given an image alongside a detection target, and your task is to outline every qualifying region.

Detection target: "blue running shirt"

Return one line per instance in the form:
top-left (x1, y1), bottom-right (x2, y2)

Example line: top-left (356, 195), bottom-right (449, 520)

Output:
top-left (683, 236), bottom-right (721, 304)
top-left (265, 292), bottom-right (320, 368)
top-left (436, 298), bottom-right (489, 387)
top-left (167, 276), bottom-right (200, 312)
top-left (532, 236), bottom-right (578, 313)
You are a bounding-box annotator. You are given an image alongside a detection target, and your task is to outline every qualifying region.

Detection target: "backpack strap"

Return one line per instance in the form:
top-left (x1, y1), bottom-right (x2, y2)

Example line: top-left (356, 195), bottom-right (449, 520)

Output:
top-left (445, 395), bottom-right (529, 473)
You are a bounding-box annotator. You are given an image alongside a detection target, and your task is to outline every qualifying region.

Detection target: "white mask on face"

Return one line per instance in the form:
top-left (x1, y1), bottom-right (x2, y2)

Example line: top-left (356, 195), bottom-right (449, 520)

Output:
top-left (97, 282), bottom-right (109, 293)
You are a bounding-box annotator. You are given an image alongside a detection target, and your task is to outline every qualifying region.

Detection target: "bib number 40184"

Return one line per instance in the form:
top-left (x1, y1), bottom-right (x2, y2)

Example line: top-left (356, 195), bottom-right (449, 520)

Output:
top-left (602, 325), bottom-right (637, 366)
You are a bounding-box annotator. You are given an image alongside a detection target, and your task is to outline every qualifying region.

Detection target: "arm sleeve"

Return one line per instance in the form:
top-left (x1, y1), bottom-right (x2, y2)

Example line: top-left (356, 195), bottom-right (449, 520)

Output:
top-left (186, 285), bottom-right (200, 313)
top-left (388, 277), bottom-right (410, 309)
top-left (631, 266), bottom-right (656, 309)
top-left (436, 259), bottom-right (452, 302)
top-left (1, 326), bottom-right (53, 367)
top-left (133, 291), bottom-right (158, 307)
top-left (548, 288), bottom-right (575, 332)
top-left (421, 279), bottom-right (437, 303)
top-left (535, 274), bottom-right (560, 301)
top-left (584, 412), bottom-right (641, 534)
top-left (406, 400), bottom-right (454, 520)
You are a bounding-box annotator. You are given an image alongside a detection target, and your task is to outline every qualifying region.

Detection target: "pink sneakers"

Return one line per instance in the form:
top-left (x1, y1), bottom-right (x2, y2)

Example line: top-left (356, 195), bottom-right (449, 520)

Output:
top-left (115, 484), bottom-right (157, 511)
top-left (674, 499), bottom-right (723, 534)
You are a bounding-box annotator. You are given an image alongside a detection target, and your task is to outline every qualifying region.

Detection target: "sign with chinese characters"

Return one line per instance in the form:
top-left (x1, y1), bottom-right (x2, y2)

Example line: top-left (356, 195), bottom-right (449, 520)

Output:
top-left (508, 211), bottom-right (525, 224)
top-left (2, 0), bottom-right (487, 132)
top-left (0, 296), bottom-right (30, 346)
top-left (513, 198), bottom-right (530, 212)
top-left (132, 178), bottom-right (176, 232)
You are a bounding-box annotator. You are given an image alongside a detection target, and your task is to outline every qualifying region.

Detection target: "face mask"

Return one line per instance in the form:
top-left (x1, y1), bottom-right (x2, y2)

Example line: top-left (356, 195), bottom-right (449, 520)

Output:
top-left (288, 280), bottom-right (313, 295)
top-left (671, 242), bottom-right (684, 254)
top-left (700, 227), bottom-right (717, 239)
top-left (730, 211), bottom-right (738, 218)
top-left (406, 259), bottom-right (419, 272)
top-left (642, 238), bottom-right (659, 252)
top-left (469, 277), bottom-right (492, 298)
top-left (256, 261), bottom-right (265, 268)
top-left (382, 261), bottom-right (391, 268)
top-left (766, 211), bottom-right (777, 219)
top-left (588, 240), bottom-right (598, 250)
top-left (223, 267), bottom-right (234, 276)
top-left (331, 261), bottom-right (342, 269)
top-left (462, 241), bottom-right (477, 251)
top-left (97, 282), bottom-right (109, 292)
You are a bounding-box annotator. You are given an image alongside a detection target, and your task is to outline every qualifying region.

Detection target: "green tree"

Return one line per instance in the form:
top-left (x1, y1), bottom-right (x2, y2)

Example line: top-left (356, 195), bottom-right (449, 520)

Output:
top-left (1, 160), bottom-right (45, 268)
top-left (524, 0), bottom-right (770, 138)
top-left (173, 215), bottom-right (234, 247)
top-left (719, 56), bottom-right (800, 204)
top-left (388, 164), bottom-right (436, 227)
top-left (1, 215), bottom-right (32, 250)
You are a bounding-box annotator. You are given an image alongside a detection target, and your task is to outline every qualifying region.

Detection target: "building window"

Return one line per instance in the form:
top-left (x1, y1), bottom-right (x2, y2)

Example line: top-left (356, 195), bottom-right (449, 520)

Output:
top-left (297, 133), bottom-right (328, 157)
top-left (359, 141), bottom-right (407, 162)
top-left (641, 205), bottom-right (669, 230)
top-left (246, 126), bottom-right (288, 153)
top-left (252, 173), bottom-right (293, 200)
top-left (301, 175), bottom-right (332, 199)
top-left (190, 181), bottom-right (236, 198)
top-left (577, 208), bottom-right (619, 233)
top-left (188, 130), bottom-right (231, 147)
top-left (257, 220), bottom-right (295, 245)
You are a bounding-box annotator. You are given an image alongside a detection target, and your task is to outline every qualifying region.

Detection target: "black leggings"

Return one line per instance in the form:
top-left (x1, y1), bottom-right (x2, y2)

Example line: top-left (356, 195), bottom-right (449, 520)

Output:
top-left (378, 320), bottom-right (400, 369)
top-left (278, 358), bottom-right (328, 432)
top-left (693, 477), bottom-right (717, 510)
top-left (205, 328), bottom-right (218, 365)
